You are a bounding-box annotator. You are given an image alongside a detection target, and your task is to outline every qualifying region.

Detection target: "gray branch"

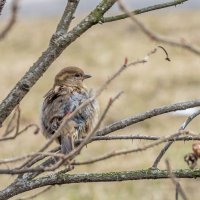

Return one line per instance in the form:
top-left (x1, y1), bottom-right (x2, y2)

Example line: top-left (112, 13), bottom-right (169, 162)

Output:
top-left (102, 0), bottom-right (188, 23)
top-left (0, 0), bottom-right (117, 126)
top-left (0, 168), bottom-right (199, 200)
top-left (0, 0), bottom-right (194, 199)
top-left (0, 0), bottom-right (190, 127)
top-left (97, 99), bottom-right (200, 136)
top-left (0, 0), bottom-right (6, 15)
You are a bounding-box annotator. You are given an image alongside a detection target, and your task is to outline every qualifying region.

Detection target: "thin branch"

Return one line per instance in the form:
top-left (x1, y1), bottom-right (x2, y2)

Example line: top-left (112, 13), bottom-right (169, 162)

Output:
top-left (24, 96), bottom-right (197, 169)
top-left (1, 168), bottom-right (200, 199)
top-left (0, 124), bottom-right (39, 142)
top-left (0, 0), bottom-right (20, 40)
top-left (21, 147), bottom-right (60, 169)
top-left (96, 100), bottom-right (200, 137)
top-left (0, 0), bottom-right (6, 15)
top-left (117, 0), bottom-right (200, 56)
top-left (37, 91), bottom-right (123, 172)
top-left (0, 0), bottom-right (117, 127)
top-left (77, 134), bottom-right (200, 143)
top-left (73, 131), bottom-right (190, 165)
top-left (55, 0), bottom-right (78, 33)
top-left (9, 92), bottom-right (122, 178)
top-left (179, 109), bottom-right (200, 130)
top-left (166, 160), bottom-right (188, 200)
top-left (2, 105), bottom-right (20, 137)
top-left (152, 142), bottom-right (173, 168)
top-left (0, 151), bottom-right (64, 165)
top-left (176, 184), bottom-right (179, 200)
top-left (3, 91), bottom-right (190, 174)
top-left (0, 0), bottom-right (187, 127)
top-left (2, 133), bottom-right (200, 166)
top-left (102, 0), bottom-right (188, 23)
top-left (19, 48), bottom-right (157, 169)
top-left (152, 108), bottom-right (200, 168)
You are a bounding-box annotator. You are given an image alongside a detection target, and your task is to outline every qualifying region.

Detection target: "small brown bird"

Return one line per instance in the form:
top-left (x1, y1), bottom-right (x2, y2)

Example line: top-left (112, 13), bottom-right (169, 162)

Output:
top-left (40, 66), bottom-right (98, 154)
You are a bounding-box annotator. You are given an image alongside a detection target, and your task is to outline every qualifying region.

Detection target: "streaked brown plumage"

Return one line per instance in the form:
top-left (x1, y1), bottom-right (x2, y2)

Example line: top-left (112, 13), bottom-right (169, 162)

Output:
top-left (40, 66), bottom-right (98, 154)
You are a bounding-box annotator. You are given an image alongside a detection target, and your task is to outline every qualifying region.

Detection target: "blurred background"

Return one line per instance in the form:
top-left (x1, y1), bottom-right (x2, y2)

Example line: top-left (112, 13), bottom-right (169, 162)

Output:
top-left (1, 0), bottom-right (200, 17)
top-left (0, 0), bottom-right (200, 199)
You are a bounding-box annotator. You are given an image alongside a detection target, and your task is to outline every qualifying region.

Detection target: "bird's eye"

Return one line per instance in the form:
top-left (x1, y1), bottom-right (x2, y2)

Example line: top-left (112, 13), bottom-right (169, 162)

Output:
top-left (75, 73), bottom-right (81, 78)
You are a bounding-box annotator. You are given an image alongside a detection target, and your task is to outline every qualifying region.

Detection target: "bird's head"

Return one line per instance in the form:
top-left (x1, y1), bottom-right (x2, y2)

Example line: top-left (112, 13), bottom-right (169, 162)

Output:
top-left (54, 66), bottom-right (91, 88)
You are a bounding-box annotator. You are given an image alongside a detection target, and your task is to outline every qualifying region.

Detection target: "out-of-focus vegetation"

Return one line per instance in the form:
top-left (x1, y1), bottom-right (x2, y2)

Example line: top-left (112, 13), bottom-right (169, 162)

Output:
top-left (0, 11), bottom-right (200, 199)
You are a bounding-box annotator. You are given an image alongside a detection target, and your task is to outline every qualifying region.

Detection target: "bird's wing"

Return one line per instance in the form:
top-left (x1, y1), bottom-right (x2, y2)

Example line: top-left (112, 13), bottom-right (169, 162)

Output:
top-left (41, 87), bottom-right (79, 138)
top-left (43, 86), bottom-right (63, 104)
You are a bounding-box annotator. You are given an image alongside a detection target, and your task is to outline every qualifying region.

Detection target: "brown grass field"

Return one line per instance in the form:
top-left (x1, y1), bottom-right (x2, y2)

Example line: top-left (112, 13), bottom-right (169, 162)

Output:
top-left (0, 10), bottom-right (200, 199)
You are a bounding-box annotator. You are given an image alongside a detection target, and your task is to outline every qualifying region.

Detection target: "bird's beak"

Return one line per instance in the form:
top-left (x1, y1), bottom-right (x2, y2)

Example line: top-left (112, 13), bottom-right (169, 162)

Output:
top-left (83, 74), bottom-right (92, 79)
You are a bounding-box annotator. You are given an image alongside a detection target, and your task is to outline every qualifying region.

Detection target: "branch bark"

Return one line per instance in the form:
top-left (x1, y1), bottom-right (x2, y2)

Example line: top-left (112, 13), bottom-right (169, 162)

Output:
top-left (1, 168), bottom-right (199, 200)
top-left (0, 0), bottom-right (190, 127)
top-left (0, 0), bottom-right (117, 126)
top-left (97, 99), bottom-right (200, 136)
top-left (102, 0), bottom-right (188, 23)
top-left (0, 0), bottom-right (19, 40)
top-left (0, 0), bottom-right (6, 15)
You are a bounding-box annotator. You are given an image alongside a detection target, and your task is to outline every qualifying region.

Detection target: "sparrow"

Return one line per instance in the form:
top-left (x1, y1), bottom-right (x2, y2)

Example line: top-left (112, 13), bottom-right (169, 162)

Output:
top-left (40, 66), bottom-right (98, 154)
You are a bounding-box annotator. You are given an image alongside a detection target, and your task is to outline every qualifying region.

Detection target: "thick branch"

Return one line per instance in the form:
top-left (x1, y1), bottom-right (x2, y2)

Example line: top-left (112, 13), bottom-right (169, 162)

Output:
top-left (0, 0), bottom-right (190, 126)
top-left (1, 168), bottom-right (199, 200)
top-left (0, 0), bottom-right (117, 126)
top-left (97, 99), bottom-right (200, 136)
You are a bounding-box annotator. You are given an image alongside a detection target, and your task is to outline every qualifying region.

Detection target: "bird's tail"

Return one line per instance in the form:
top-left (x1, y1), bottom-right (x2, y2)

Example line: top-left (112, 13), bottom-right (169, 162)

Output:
top-left (60, 120), bottom-right (76, 155)
top-left (61, 134), bottom-right (74, 154)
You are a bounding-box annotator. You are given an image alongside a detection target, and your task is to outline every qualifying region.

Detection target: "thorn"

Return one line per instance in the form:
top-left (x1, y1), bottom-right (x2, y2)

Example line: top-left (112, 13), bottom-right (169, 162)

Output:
top-left (124, 57), bottom-right (128, 65)
top-left (34, 127), bottom-right (40, 135)
top-left (158, 45), bottom-right (171, 62)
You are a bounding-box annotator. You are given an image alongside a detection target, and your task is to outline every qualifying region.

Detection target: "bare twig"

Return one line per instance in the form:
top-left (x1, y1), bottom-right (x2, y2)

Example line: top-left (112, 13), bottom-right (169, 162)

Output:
top-left (0, 151), bottom-right (64, 165)
top-left (8, 92), bottom-right (122, 176)
top-left (0, 0), bottom-right (20, 40)
top-left (152, 142), bottom-right (173, 168)
top-left (176, 184), bottom-right (180, 200)
top-left (2, 106), bottom-right (20, 137)
top-left (179, 109), bottom-right (200, 130)
top-left (22, 147), bottom-right (60, 169)
top-left (0, 124), bottom-right (39, 142)
top-left (102, 0), bottom-right (188, 23)
top-left (0, 0), bottom-right (187, 127)
top-left (0, 0), bottom-right (6, 15)
top-left (73, 131), bottom-right (191, 165)
top-left (77, 134), bottom-right (200, 143)
top-left (152, 109), bottom-right (200, 168)
top-left (166, 160), bottom-right (188, 200)
top-left (118, 0), bottom-right (200, 56)
top-left (97, 100), bottom-right (200, 137)
top-left (2, 133), bottom-right (200, 166)
top-left (0, 0), bottom-right (116, 126)
top-left (19, 48), bottom-right (158, 169)
top-left (38, 91), bottom-right (123, 172)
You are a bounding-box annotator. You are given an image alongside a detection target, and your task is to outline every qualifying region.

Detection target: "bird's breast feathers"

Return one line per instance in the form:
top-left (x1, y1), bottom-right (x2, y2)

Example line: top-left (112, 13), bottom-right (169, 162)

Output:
top-left (41, 85), bottom-right (98, 139)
